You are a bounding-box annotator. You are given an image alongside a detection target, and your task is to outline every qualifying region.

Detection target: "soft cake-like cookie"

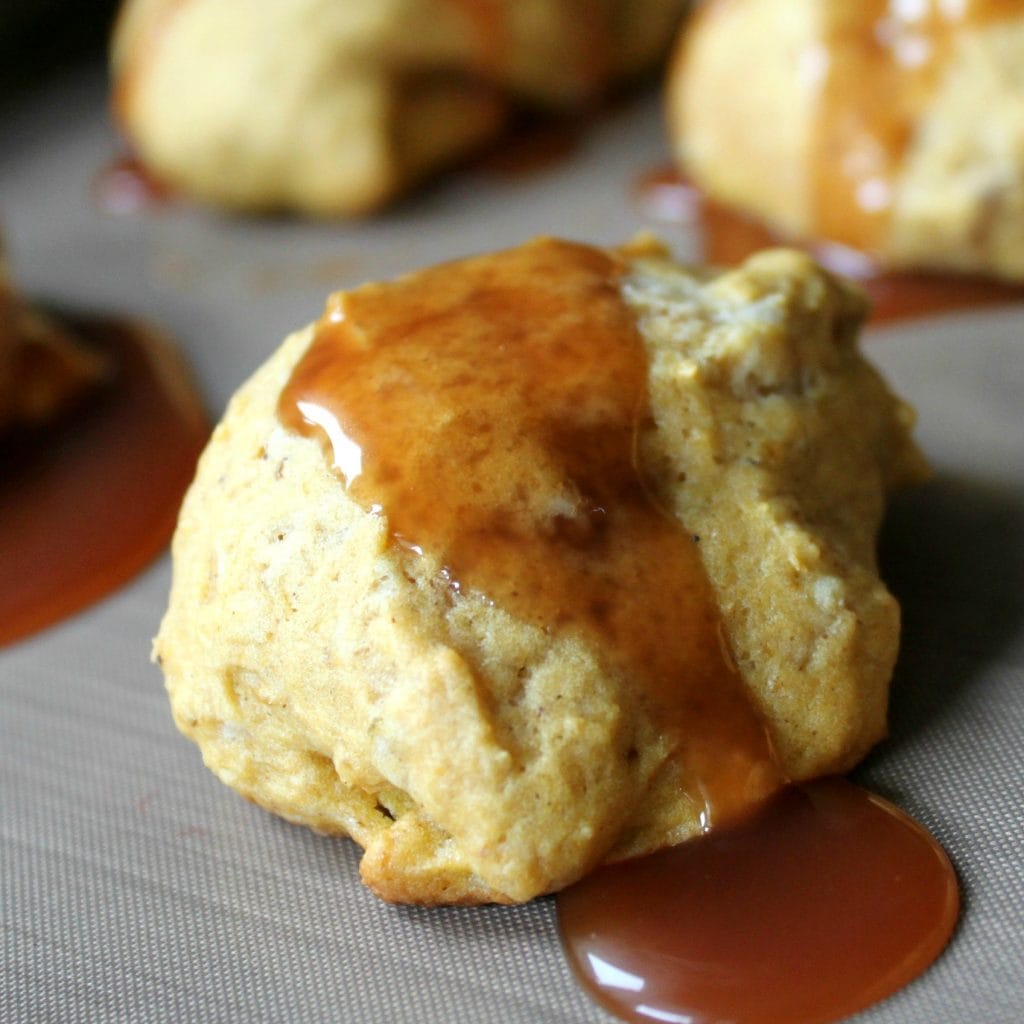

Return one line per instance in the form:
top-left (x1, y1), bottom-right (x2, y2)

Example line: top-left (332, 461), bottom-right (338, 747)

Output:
top-left (669, 0), bottom-right (1024, 279)
top-left (155, 238), bottom-right (925, 904)
top-left (111, 0), bottom-right (686, 216)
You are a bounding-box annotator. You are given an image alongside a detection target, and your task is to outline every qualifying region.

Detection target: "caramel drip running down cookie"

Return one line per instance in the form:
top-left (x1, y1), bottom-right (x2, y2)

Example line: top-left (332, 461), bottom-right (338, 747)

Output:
top-left (279, 238), bottom-right (783, 830)
top-left (815, 0), bottom-right (1018, 252)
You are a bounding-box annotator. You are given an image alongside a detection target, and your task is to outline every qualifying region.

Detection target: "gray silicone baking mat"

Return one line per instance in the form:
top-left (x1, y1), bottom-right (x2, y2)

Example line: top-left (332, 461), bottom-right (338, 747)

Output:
top-left (2, 60), bottom-right (1022, 1024)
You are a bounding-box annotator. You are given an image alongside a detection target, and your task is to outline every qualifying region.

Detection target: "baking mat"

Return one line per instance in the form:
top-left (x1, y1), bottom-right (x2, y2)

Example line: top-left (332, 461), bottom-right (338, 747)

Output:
top-left (2, 63), bottom-right (1022, 1024)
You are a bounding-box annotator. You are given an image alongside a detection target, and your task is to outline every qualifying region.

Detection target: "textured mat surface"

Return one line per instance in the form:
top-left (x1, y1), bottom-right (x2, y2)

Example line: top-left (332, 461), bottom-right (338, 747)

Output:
top-left (2, 65), bottom-right (1022, 1024)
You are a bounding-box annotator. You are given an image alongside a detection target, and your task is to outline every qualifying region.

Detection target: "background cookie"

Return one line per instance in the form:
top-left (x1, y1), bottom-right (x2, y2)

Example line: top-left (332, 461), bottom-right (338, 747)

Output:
top-left (669, 0), bottom-right (1024, 279)
top-left (112, 0), bottom-right (687, 215)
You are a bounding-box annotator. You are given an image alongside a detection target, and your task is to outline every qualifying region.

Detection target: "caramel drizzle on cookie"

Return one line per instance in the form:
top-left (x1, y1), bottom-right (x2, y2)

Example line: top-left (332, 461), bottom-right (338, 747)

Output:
top-left (813, 0), bottom-right (1018, 253)
top-left (279, 238), bottom-right (782, 830)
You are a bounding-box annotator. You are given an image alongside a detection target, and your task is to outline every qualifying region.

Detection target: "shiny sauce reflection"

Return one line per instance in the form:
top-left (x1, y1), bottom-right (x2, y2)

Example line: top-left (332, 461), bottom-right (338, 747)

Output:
top-left (557, 777), bottom-right (959, 1024)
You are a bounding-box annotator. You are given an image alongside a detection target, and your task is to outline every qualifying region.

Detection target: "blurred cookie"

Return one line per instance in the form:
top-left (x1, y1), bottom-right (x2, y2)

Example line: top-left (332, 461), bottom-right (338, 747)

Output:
top-left (669, 0), bottom-right (1024, 279)
top-left (0, 244), bottom-right (107, 433)
top-left (111, 0), bottom-right (686, 215)
top-left (155, 237), bottom-right (925, 904)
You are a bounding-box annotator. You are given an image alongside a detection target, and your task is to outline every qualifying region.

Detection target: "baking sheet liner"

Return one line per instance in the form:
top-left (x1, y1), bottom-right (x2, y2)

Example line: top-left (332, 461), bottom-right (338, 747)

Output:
top-left (2, 65), bottom-right (1022, 1024)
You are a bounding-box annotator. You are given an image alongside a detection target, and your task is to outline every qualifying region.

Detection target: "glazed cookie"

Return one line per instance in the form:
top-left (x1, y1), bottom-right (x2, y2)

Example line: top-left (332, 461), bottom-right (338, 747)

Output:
top-left (155, 238), bottom-right (925, 904)
top-left (669, 0), bottom-right (1024, 279)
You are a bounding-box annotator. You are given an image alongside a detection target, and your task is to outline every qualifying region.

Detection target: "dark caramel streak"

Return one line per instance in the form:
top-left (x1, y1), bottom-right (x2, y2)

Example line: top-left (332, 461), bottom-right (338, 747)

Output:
top-left (279, 238), bottom-right (781, 827)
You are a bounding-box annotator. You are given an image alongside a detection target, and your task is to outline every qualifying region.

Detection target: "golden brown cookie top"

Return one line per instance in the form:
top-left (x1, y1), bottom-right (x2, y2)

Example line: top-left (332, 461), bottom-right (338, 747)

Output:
top-left (280, 238), bottom-right (784, 834)
top-left (155, 239), bottom-right (924, 904)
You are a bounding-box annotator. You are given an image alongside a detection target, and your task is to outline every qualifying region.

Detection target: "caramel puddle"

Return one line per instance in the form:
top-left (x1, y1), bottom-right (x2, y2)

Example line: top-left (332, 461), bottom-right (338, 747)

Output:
top-left (558, 776), bottom-right (958, 1024)
top-left (0, 315), bottom-right (207, 647)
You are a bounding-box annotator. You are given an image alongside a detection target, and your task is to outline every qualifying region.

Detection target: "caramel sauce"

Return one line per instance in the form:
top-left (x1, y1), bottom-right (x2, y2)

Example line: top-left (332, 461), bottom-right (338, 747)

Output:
top-left (278, 238), bottom-right (958, 1021)
top-left (814, 0), bottom-right (1018, 252)
top-left (93, 155), bottom-right (176, 215)
top-left (279, 238), bottom-right (781, 829)
top-left (635, 167), bottom-right (1024, 323)
top-left (0, 315), bottom-right (207, 647)
top-left (558, 776), bottom-right (959, 1024)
